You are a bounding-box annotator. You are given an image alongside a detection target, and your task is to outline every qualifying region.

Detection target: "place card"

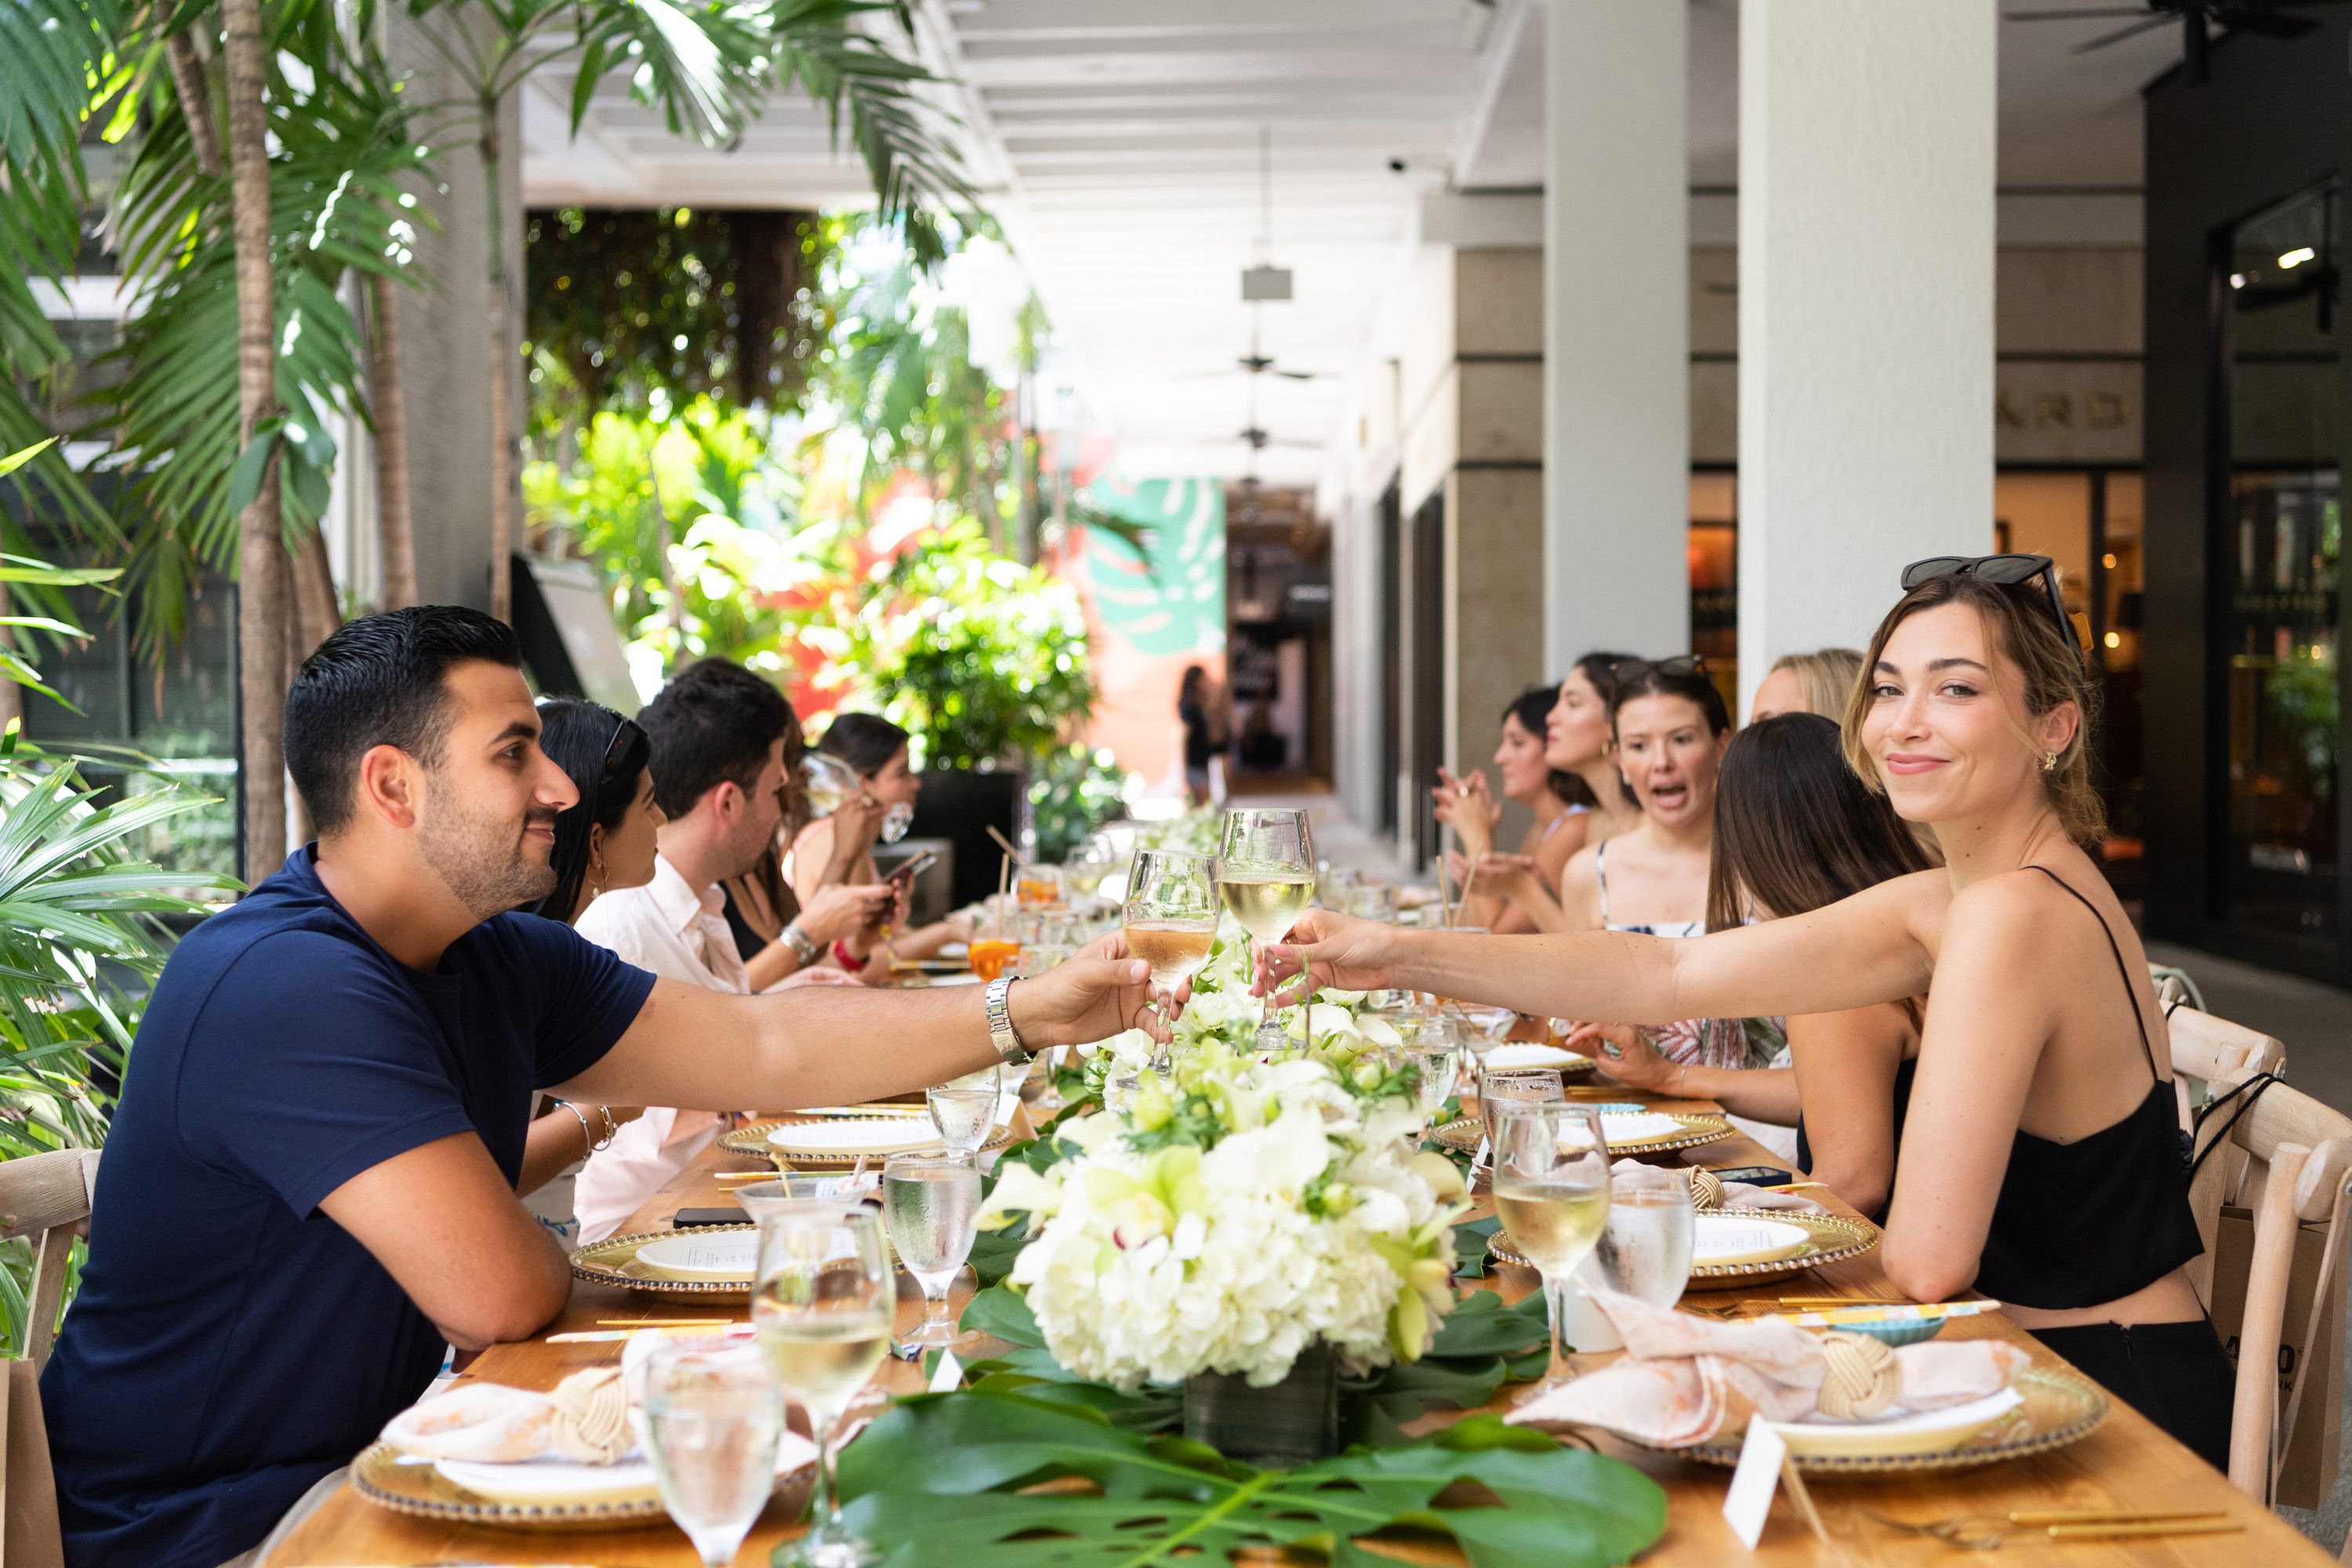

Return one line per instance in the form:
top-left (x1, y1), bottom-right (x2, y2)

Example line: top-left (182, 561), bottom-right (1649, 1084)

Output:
top-left (1722, 1421), bottom-right (1830, 1548)
top-left (927, 1351), bottom-right (965, 1392)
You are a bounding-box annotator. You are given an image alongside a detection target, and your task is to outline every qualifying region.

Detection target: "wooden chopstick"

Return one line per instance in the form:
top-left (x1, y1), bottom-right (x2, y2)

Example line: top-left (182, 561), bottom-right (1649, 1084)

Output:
top-left (2009, 1509), bottom-right (2229, 1526)
top-left (596, 1318), bottom-right (731, 1327)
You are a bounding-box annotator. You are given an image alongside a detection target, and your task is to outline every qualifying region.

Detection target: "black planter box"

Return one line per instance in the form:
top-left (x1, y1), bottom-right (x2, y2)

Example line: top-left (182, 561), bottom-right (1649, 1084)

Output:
top-left (909, 768), bottom-right (1024, 909)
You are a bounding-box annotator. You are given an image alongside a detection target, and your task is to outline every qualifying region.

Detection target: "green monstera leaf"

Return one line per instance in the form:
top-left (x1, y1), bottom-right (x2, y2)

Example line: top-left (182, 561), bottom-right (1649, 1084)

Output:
top-left (1078, 477), bottom-right (1226, 659)
top-left (835, 1388), bottom-right (1666, 1568)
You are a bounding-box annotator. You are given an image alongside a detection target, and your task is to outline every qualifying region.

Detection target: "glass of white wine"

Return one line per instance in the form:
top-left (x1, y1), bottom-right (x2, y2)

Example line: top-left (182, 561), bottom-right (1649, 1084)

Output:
top-left (640, 1338), bottom-right (783, 1567)
top-left (1492, 1101), bottom-right (1611, 1392)
top-left (926, 1065), bottom-right (1002, 1162)
top-left (1216, 808), bottom-right (1317, 1051)
top-left (800, 753), bottom-right (863, 819)
top-left (1121, 850), bottom-right (1219, 1051)
top-left (753, 1200), bottom-right (893, 1568)
top-left (884, 1153), bottom-right (982, 1357)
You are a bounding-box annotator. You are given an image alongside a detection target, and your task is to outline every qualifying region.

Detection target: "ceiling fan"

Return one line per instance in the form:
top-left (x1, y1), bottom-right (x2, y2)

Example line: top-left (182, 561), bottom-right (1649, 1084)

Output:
top-left (2003, 1), bottom-right (2347, 82)
top-left (1237, 424), bottom-right (1319, 452)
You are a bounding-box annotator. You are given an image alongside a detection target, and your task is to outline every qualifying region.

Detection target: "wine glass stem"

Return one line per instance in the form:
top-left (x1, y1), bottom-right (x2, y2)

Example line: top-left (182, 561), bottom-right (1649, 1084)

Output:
top-left (924, 1284), bottom-right (951, 1334)
top-left (808, 1410), bottom-right (839, 1534)
top-left (1543, 1272), bottom-right (1574, 1383)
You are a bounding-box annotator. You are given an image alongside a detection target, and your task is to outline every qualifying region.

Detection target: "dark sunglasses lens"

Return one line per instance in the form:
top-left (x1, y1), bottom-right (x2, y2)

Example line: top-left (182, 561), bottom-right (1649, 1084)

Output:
top-left (1900, 557), bottom-right (1969, 590)
top-left (1971, 555), bottom-right (2052, 586)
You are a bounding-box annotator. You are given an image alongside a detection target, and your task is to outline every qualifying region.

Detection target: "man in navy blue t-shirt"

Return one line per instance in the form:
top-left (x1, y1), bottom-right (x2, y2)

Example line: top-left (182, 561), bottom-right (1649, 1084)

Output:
top-left (42, 608), bottom-right (1167, 1568)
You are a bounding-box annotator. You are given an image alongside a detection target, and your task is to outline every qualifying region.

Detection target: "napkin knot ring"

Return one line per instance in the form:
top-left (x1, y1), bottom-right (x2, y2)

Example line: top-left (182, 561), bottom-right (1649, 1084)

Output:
top-left (548, 1367), bottom-right (633, 1464)
top-left (1815, 1330), bottom-right (1899, 1420)
top-left (1684, 1167), bottom-right (1725, 1212)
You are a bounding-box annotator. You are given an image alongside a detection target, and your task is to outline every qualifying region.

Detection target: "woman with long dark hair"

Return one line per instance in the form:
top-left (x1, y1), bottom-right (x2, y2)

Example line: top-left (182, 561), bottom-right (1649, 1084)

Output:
top-left (1588, 713), bottom-right (1936, 1218)
top-left (787, 713), bottom-right (974, 963)
top-left (1434, 684), bottom-right (1592, 934)
top-left (1266, 561), bottom-right (2232, 1468)
top-left (514, 699), bottom-right (665, 1205)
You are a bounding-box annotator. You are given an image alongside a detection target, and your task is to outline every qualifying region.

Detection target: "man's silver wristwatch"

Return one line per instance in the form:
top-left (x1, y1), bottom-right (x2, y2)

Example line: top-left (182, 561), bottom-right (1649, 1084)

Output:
top-left (779, 921), bottom-right (820, 965)
top-left (984, 977), bottom-right (1031, 1066)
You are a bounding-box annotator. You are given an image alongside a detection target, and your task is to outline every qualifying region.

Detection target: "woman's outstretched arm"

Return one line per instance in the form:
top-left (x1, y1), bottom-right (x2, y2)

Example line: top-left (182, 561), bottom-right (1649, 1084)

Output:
top-left (1263, 869), bottom-right (1941, 1029)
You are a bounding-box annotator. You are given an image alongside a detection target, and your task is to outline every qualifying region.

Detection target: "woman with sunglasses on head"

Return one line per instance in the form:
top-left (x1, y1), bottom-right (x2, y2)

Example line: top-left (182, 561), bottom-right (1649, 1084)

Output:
top-left (1582, 712), bottom-right (1937, 1219)
top-left (786, 713), bottom-right (977, 964)
top-left (1265, 555), bottom-right (2232, 1468)
top-left (513, 699), bottom-right (666, 1206)
top-left (1432, 684), bottom-right (1596, 934)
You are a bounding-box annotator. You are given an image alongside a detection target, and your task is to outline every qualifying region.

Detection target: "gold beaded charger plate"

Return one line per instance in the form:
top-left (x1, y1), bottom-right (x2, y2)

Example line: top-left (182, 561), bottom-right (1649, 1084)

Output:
top-left (1431, 1110), bottom-right (1733, 1158)
top-left (718, 1112), bottom-right (1015, 1167)
top-left (351, 1439), bottom-right (815, 1530)
top-left (1486, 1207), bottom-right (1879, 1288)
top-left (571, 1224), bottom-right (759, 1296)
top-left (1671, 1370), bottom-right (2111, 1475)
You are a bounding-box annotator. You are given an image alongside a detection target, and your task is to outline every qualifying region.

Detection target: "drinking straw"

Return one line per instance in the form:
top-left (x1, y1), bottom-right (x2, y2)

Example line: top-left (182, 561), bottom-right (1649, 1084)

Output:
top-left (985, 824), bottom-right (1018, 939)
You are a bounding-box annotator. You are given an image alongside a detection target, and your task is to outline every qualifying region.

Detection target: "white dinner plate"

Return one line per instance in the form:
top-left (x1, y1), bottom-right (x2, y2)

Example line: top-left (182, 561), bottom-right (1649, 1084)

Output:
top-left (1690, 1214), bottom-right (1811, 1267)
top-left (1559, 1111), bottom-right (1693, 1149)
top-left (1483, 1043), bottom-right (1594, 1071)
top-left (768, 1120), bottom-right (946, 1155)
top-left (1770, 1387), bottom-right (2027, 1458)
top-left (632, 1231), bottom-right (760, 1279)
top-left (434, 1430), bottom-right (819, 1505)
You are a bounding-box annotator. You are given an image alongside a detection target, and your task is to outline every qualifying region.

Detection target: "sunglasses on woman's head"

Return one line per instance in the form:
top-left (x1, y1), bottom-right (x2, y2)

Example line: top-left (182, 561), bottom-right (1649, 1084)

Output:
top-left (1610, 654), bottom-right (1707, 681)
top-left (1900, 554), bottom-right (2073, 643)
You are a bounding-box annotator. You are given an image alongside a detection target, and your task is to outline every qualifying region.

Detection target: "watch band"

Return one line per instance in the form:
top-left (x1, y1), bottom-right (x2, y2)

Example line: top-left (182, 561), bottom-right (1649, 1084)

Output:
top-left (984, 977), bottom-right (1030, 1066)
top-left (779, 921), bottom-right (820, 965)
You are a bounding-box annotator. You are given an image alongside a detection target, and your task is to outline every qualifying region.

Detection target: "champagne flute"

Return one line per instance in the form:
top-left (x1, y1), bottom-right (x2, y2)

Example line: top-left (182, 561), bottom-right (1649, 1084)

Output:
top-left (925, 1065), bottom-right (1002, 1162)
top-left (800, 753), bottom-right (862, 818)
top-left (1405, 1021), bottom-right (1462, 1125)
top-left (1121, 850), bottom-right (1218, 1051)
top-left (640, 1338), bottom-right (783, 1567)
top-left (754, 1201), bottom-right (892, 1567)
top-left (883, 1154), bottom-right (982, 1357)
top-left (1492, 1101), bottom-right (1612, 1392)
top-left (1216, 809), bottom-right (1317, 1051)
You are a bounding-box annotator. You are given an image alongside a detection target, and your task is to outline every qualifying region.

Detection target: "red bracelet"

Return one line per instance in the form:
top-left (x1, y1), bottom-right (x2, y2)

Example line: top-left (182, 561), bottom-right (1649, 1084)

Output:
top-left (831, 939), bottom-right (868, 971)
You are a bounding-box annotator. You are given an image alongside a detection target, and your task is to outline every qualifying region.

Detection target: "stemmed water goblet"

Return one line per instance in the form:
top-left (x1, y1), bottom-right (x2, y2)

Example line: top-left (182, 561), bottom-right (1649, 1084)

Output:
top-left (1491, 1101), bottom-right (1612, 1392)
top-left (883, 1153), bottom-right (982, 1359)
top-left (753, 1200), bottom-right (893, 1568)
top-left (1475, 1067), bottom-right (1564, 1182)
top-left (925, 1065), bottom-right (1002, 1162)
top-left (639, 1338), bottom-right (785, 1567)
top-left (1121, 849), bottom-right (1218, 1060)
top-left (1216, 808), bottom-right (1316, 1052)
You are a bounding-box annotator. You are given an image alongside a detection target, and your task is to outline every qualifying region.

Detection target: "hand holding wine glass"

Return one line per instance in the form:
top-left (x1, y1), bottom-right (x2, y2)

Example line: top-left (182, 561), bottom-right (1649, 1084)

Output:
top-left (1216, 808), bottom-right (1317, 1051)
top-left (1121, 850), bottom-right (1219, 1050)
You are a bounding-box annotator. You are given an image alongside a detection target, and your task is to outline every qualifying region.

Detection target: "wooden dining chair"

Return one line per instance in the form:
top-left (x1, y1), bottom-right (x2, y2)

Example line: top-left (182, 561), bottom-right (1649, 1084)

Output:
top-left (2181, 1067), bottom-right (2352, 1508)
top-left (0, 1148), bottom-right (96, 1568)
top-left (2162, 1005), bottom-right (2287, 1129)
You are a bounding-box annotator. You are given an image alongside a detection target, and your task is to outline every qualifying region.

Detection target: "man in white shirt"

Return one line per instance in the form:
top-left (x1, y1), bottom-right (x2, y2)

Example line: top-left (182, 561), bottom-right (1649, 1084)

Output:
top-left (574, 659), bottom-right (888, 1240)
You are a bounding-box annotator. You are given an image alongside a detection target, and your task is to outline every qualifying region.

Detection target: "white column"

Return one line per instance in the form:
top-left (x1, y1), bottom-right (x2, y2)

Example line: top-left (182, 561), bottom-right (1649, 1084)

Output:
top-left (1737, 0), bottom-right (1996, 716)
top-left (1543, 0), bottom-right (1689, 671)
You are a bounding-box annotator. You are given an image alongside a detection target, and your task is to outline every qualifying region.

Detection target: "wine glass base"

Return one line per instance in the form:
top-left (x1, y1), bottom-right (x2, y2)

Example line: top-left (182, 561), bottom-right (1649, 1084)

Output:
top-left (1252, 1020), bottom-right (1292, 1053)
top-left (778, 1533), bottom-right (880, 1568)
top-left (891, 1323), bottom-right (982, 1360)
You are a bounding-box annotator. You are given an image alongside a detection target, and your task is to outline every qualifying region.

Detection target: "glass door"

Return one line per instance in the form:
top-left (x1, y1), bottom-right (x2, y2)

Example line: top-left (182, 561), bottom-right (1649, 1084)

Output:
top-left (2216, 181), bottom-right (2342, 943)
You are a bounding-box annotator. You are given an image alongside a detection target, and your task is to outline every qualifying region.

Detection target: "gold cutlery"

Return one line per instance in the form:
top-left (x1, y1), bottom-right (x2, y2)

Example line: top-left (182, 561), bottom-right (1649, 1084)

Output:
top-left (1862, 1507), bottom-right (2238, 1550)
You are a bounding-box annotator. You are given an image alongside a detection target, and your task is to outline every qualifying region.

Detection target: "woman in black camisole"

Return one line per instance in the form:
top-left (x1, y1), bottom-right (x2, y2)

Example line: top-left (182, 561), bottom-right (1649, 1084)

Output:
top-left (1263, 561), bottom-right (2234, 1470)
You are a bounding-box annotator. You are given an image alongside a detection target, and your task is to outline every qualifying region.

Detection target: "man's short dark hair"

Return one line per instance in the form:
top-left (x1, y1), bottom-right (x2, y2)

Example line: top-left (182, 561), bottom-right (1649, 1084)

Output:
top-left (637, 658), bottom-right (797, 818)
top-left (285, 607), bottom-right (524, 835)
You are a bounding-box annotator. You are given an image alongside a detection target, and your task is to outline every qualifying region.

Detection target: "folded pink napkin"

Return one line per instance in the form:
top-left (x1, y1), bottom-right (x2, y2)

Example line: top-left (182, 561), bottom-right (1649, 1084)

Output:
top-left (381, 1382), bottom-right (554, 1461)
top-left (1506, 1289), bottom-right (2030, 1445)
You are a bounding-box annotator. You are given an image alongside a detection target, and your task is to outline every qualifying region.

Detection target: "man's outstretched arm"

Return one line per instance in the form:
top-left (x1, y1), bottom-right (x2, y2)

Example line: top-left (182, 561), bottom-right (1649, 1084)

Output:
top-left (554, 939), bottom-right (1166, 1112)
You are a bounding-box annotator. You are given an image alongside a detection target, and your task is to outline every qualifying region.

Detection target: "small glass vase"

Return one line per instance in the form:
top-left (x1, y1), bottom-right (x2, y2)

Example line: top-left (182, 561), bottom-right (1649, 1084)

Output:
top-left (1181, 1344), bottom-right (1340, 1468)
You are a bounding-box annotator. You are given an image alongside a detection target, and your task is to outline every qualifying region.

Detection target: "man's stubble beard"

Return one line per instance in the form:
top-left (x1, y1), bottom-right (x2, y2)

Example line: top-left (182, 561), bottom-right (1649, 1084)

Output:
top-left (417, 779), bottom-right (558, 920)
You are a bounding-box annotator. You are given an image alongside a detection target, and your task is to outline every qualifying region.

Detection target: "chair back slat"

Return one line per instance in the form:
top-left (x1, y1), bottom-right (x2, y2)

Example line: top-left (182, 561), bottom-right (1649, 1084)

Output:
top-left (0, 1149), bottom-right (92, 1568)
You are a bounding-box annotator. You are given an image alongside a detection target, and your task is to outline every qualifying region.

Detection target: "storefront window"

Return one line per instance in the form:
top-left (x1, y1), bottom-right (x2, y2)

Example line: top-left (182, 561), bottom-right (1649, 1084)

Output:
top-left (2218, 180), bottom-right (2341, 941)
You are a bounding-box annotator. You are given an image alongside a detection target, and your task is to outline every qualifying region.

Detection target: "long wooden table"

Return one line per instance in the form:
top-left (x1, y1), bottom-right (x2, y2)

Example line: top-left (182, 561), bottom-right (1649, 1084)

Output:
top-left (270, 1091), bottom-right (2333, 1566)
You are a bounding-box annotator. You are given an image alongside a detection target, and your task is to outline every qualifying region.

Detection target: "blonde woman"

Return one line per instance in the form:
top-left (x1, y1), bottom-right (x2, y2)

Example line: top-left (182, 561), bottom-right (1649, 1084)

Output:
top-left (1751, 647), bottom-right (1865, 723)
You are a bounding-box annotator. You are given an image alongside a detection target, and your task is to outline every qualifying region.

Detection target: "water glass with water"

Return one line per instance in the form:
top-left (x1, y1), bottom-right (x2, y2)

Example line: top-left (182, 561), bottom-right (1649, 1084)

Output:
top-left (926, 1065), bottom-right (1001, 1160)
top-left (1596, 1182), bottom-right (1697, 1308)
top-left (884, 1154), bottom-right (981, 1357)
top-left (640, 1338), bottom-right (784, 1566)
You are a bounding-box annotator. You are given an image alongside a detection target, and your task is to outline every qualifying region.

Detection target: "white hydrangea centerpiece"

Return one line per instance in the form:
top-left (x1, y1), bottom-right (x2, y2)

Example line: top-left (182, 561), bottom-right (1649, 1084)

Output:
top-left (983, 1010), bottom-right (1467, 1392)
